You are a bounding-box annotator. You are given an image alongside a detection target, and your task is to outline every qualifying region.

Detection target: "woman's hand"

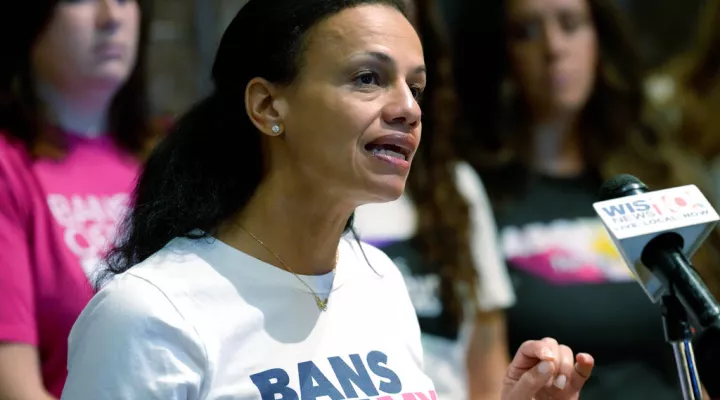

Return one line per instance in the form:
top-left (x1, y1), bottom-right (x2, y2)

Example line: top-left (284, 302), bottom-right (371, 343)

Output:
top-left (501, 337), bottom-right (594, 400)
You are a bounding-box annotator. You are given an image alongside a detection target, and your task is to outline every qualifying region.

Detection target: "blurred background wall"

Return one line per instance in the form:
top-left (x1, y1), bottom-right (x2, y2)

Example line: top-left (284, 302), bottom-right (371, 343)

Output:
top-left (147, 0), bottom-right (248, 116)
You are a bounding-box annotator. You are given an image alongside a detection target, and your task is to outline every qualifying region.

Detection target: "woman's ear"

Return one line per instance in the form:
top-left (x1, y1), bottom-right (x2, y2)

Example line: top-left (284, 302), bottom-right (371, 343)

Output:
top-left (245, 77), bottom-right (288, 136)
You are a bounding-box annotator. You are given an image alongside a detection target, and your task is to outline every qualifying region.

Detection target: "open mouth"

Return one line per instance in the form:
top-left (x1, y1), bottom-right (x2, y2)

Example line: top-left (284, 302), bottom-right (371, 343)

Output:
top-left (363, 133), bottom-right (416, 165)
top-left (364, 143), bottom-right (410, 161)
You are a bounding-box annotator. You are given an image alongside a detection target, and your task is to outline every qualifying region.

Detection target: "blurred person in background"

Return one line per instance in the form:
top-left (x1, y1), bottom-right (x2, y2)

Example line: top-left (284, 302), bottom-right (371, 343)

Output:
top-left (452, 0), bottom-right (720, 398)
top-left (354, 0), bottom-right (515, 399)
top-left (0, 0), bottom-right (153, 398)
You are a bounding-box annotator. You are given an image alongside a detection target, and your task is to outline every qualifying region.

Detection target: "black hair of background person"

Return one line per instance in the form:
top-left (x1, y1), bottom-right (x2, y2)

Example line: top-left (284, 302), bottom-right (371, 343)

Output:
top-left (0, 0), bottom-right (155, 158)
top-left (402, 0), bottom-right (475, 332)
top-left (99, 0), bottom-right (411, 286)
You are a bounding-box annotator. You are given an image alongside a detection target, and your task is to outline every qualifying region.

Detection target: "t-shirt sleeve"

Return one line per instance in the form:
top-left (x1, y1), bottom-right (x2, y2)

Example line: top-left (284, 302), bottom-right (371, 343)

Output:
top-left (453, 162), bottom-right (516, 311)
top-left (61, 273), bottom-right (206, 400)
top-left (0, 150), bottom-right (37, 345)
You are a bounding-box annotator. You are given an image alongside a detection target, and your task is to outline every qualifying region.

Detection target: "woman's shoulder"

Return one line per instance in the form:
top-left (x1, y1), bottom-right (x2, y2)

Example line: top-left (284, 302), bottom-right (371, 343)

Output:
top-left (65, 262), bottom-right (207, 399)
top-left (91, 269), bottom-right (178, 315)
top-left (101, 237), bottom-right (215, 292)
top-left (74, 244), bottom-right (212, 346)
top-left (91, 243), bottom-right (201, 317)
top-left (71, 266), bottom-right (200, 351)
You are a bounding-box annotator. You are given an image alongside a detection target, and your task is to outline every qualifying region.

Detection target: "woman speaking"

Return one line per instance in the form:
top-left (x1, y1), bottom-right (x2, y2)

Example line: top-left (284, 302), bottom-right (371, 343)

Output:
top-left (61, 0), bottom-right (593, 398)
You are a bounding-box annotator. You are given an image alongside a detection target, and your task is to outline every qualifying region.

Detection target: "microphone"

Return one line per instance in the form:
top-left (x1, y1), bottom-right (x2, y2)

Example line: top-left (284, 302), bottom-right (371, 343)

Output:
top-left (594, 174), bottom-right (720, 398)
top-left (594, 174), bottom-right (720, 328)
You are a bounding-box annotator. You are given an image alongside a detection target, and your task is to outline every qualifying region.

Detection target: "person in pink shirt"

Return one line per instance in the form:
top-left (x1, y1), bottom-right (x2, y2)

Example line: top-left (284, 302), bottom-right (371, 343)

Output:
top-left (0, 0), bottom-right (154, 398)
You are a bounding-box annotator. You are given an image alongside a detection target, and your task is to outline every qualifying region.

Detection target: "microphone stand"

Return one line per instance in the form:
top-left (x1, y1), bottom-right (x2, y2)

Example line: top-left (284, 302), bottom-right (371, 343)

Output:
top-left (661, 292), bottom-right (703, 400)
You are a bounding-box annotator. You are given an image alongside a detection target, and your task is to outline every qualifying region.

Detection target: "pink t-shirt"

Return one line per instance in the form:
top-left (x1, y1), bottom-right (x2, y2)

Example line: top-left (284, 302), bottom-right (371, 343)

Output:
top-left (0, 132), bottom-right (139, 396)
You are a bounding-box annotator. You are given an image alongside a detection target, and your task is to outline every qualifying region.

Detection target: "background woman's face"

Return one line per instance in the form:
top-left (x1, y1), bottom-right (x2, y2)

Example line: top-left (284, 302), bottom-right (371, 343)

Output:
top-left (32, 0), bottom-right (140, 93)
top-left (273, 5), bottom-right (425, 204)
top-left (506, 0), bottom-right (598, 120)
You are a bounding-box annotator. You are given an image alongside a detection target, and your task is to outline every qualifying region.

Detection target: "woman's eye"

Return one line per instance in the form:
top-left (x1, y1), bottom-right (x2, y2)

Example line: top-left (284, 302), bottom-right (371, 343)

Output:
top-left (354, 71), bottom-right (380, 86)
top-left (410, 86), bottom-right (424, 101)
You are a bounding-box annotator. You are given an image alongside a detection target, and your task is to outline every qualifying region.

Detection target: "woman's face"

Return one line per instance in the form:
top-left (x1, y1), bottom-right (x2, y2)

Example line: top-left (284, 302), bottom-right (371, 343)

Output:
top-left (506, 0), bottom-right (598, 120)
top-left (272, 5), bottom-right (425, 204)
top-left (32, 0), bottom-right (140, 93)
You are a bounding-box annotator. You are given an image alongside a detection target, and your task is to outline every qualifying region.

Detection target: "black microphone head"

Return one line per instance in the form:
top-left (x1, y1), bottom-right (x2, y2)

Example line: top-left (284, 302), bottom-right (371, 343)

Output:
top-left (599, 174), bottom-right (649, 201)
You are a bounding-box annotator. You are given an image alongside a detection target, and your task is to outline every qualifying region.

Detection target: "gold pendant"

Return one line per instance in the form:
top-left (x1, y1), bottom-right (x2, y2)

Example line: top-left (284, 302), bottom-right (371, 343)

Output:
top-left (315, 296), bottom-right (328, 312)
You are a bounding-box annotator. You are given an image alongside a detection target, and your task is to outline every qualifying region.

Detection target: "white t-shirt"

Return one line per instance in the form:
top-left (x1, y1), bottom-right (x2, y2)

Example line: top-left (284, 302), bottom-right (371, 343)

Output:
top-left (353, 162), bottom-right (515, 400)
top-left (62, 236), bottom-right (436, 400)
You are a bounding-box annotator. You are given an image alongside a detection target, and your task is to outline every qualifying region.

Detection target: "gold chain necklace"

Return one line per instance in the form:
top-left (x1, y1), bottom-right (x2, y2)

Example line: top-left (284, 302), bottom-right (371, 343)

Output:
top-left (239, 226), bottom-right (338, 311)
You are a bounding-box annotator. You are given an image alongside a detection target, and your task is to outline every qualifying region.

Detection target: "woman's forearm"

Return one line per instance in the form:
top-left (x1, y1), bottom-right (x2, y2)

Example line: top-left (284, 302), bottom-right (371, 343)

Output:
top-left (0, 343), bottom-right (56, 400)
top-left (466, 310), bottom-right (510, 400)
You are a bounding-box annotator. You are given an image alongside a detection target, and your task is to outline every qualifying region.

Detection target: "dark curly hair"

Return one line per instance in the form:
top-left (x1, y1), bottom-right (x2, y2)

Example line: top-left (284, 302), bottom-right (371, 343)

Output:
top-left (404, 0), bottom-right (475, 327)
top-left (0, 0), bottom-right (155, 158)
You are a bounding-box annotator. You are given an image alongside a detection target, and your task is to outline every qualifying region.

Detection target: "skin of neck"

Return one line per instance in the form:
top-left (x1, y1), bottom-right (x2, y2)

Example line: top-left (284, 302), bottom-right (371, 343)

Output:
top-left (35, 79), bottom-right (116, 137)
top-left (218, 163), bottom-right (356, 276)
top-left (528, 110), bottom-right (586, 177)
